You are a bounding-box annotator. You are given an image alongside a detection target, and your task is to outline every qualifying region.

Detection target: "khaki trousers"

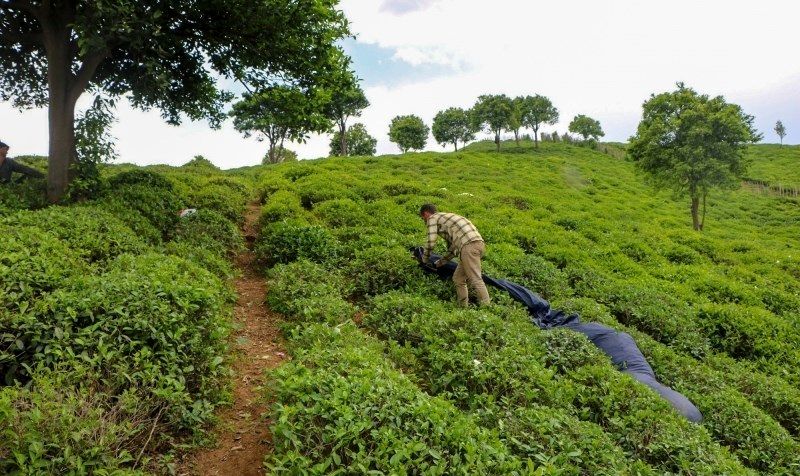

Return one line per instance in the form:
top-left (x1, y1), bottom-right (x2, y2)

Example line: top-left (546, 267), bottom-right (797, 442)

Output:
top-left (453, 240), bottom-right (490, 307)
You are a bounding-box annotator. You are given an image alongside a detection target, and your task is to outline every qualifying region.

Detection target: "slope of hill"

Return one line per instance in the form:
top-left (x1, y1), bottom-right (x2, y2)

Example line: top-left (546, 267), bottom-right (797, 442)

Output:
top-left (254, 140), bottom-right (800, 473)
top-left (743, 144), bottom-right (800, 192)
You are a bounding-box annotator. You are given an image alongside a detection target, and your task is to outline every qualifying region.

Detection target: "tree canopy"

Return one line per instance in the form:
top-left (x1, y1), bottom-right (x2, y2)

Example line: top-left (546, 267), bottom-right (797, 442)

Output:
top-left (568, 115), bottom-right (604, 142)
top-left (519, 95), bottom-right (559, 147)
top-left (230, 85), bottom-right (331, 164)
top-left (432, 107), bottom-right (475, 151)
top-left (775, 120), bottom-right (787, 146)
top-left (321, 56), bottom-right (369, 157)
top-left (329, 123), bottom-right (377, 157)
top-left (0, 0), bottom-right (350, 200)
top-left (388, 115), bottom-right (429, 153)
top-left (628, 83), bottom-right (760, 231)
top-left (471, 94), bottom-right (514, 152)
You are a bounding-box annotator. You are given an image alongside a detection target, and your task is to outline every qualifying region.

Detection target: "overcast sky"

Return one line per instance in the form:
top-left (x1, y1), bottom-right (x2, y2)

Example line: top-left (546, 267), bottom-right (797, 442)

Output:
top-left (2, 0), bottom-right (798, 168)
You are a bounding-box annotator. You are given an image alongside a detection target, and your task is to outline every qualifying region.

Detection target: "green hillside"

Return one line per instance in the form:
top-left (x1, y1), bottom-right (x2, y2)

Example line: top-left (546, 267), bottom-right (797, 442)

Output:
top-left (744, 144), bottom-right (800, 190)
top-left (2, 141), bottom-right (799, 474)
top-left (256, 141), bottom-right (800, 474)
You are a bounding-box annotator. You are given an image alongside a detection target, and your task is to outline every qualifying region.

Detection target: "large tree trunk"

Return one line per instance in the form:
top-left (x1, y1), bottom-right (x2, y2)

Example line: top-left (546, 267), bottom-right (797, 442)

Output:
top-left (691, 196), bottom-right (701, 231)
top-left (338, 118), bottom-right (347, 156)
top-left (514, 129), bottom-right (519, 145)
top-left (45, 24), bottom-right (78, 202)
top-left (533, 126), bottom-right (539, 149)
top-left (495, 130), bottom-right (500, 152)
top-left (453, 142), bottom-right (458, 152)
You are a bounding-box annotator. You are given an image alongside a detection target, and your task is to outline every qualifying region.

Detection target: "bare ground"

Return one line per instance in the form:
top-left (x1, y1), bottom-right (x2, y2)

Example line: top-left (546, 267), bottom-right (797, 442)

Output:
top-left (177, 204), bottom-right (285, 476)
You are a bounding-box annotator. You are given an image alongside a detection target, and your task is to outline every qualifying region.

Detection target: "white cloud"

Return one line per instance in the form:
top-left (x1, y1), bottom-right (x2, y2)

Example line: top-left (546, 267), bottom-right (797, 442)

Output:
top-left (379, 0), bottom-right (440, 15)
top-left (2, 0), bottom-right (799, 166)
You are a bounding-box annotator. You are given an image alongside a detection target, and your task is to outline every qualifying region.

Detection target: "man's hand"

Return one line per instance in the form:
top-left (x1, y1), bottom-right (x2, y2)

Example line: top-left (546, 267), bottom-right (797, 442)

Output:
top-left (435, 258), bottom-right (448, 268)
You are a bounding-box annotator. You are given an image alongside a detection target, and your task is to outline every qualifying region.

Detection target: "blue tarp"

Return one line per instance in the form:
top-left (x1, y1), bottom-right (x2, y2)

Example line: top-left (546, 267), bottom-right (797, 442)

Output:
top-left (412, 248), bottom-right (703, 423)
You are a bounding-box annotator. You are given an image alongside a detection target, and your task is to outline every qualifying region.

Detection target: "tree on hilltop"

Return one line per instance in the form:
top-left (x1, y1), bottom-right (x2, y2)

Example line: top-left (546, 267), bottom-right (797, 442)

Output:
top-left (471, 94), bottom-right (514, 152)
top-left (0, 0), bottom-right (349, 201)
top-left (509, 97), bottom-right (524, 145)
top-left (323, 60), bottom-right (370, 156)
top-left (628, 83), bottom-right (760, 231)
top-left (432, 107), bottom-right (475, 151)
top-left (388, 115), bottom-right (429, 153)
top-left (519, 95), bottom-right (559, 148)
top-left (231, 85), bottom-right (331, 164)
top-left (568, 115), bottom-right (604, 144)
top-left (775, 120), bottom-right (787, 147)
top-left (329, 123), bottom-right (377, 156)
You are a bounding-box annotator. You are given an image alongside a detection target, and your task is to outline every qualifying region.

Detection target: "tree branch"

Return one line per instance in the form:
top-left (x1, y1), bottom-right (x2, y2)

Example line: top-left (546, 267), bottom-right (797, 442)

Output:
top-left (0, 0), bottom-right (43, 20)
top-left (69, 47), bottom-right (109, 104)
top-left (0, 30), bottom-right (43, 47)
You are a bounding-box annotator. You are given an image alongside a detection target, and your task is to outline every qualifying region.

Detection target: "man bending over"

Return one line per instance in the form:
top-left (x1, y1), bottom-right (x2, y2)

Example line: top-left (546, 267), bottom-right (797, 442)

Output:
top-left (419, 204), bottom-right (490, 307)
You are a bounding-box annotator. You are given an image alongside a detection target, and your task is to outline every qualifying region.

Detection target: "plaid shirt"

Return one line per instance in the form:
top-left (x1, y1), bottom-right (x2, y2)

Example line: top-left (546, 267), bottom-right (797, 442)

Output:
top-left (422, 212), bottom-right (483, 263)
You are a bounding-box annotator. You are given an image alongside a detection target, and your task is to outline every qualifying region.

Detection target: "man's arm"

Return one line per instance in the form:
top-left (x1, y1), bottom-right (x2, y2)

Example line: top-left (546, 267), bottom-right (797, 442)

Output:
top-left (421, 217), bottom-right (438, 263)
top-left (10, 161), bottom-right (44, 180)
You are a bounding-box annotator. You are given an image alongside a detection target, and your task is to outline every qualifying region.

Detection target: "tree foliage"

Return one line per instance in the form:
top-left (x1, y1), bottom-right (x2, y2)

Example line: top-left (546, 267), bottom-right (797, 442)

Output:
top-left (329, 123), bottom-right (376, 157)
top-left (628, 83), bottom-right (761, 231)
top-left (775, 120), bottom-right (787, 146)
top-left (471, 94), bottom-right (514, 152)
top-left (432, 107), bottom-right (475, 151)
top-left (0, 0), bottom-right (350, 201)
top-left (568, 115), bottom-right (604, 143)
top-left (67, 95), bottom-right (117, 200)
top-left (323, 61), bottom-right (370, 156)
top-left (230, 85), bottom-right (331, 164)
top-left (519, 95), bottom-right (559, 147)
top-left (388, 115), bottom-right (429, 153)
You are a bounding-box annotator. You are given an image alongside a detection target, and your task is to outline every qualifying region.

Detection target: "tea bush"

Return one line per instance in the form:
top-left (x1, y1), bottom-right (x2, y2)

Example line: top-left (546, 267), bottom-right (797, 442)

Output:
top-left (265, 323), bottom-right (526, 474)
top-left (258, 189), bottom-right (304, 226)
top-left (3, 205), bottom-right (146, 265)
top-left (256, 142), bottom-right (800, 472)
top-left (0, 225), bottom-right (88, 314)
top-left (170, 209), bottom-right (244, 258)
top-left (2, 166), bottom-right (243, 473)
top-left (254, 221), bottom-right (339, 266)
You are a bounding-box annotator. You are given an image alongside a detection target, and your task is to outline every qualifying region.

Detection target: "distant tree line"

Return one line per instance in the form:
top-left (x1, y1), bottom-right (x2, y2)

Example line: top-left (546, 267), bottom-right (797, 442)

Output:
top-left (385, 93), bottom-right (602, 154)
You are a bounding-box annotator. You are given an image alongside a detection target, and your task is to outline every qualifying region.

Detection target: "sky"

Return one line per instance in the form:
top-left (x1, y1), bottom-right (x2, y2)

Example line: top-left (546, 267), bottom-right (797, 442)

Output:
top-left (1, 0), bottom-right (799, 168)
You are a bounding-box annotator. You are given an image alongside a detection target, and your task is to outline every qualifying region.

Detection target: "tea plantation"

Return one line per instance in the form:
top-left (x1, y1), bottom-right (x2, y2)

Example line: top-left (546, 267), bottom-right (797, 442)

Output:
top-left (256, 141), bottom-right (800, 474)
top-left (1, 161), bottom-right (252, 473)
top-left (2, 142), bottom-right (799, 474)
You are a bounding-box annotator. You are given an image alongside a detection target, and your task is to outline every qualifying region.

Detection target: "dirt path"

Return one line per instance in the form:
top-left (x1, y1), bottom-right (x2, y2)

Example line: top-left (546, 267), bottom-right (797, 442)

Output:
top-left (178, 204), bottom-right (285, 476)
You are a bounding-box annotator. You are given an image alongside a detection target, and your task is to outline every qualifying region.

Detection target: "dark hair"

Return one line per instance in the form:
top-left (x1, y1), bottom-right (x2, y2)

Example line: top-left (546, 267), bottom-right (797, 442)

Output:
top-left (0, 141), bottom-right (8, 149)
top-left (419, 203), bottom-right (437, 215)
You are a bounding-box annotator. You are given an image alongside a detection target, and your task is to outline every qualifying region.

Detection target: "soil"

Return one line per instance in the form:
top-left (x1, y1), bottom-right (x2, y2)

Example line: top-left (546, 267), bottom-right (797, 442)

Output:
top-left (177, 204), bottom-right (285, 476)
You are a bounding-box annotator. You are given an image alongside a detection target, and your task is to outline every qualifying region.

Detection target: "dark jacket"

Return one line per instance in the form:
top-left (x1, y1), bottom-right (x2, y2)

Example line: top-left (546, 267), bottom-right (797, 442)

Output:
top-left (0, 158), bottom-right (44, 183)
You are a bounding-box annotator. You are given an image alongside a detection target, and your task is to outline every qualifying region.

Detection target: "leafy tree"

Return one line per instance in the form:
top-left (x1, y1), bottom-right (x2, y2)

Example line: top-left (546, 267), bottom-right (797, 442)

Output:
top-left (329, 123), bottom-right (376, 156)
top-left (519, 95), bottom-right (559, 148)
top-left (509, 97), bottom-right (524, 145)
top-left (568, 114), bottom-right (604, 143)
top-left (471, 94), bottom-right (514, 152)
top-left (231, 85), bottom-right (331, 164)
top-left (432, 107), bottom-right (475, 151)
top-left (775, 120), bottom-right (787, 147)
top-left (0, 0), bottom-right (349, 201)
top-left (628, 83), bottom-right (760, 231)
top-left (324, 61), bottom-right (370, 156)
top-left (68, 95), bottom-right (117, 200)
top-left (388, 115), bottom-right (429, 153)
top-left (183, 155), bottom-right (219, 169)
top-left (263, 148), bottom-right (297, 164)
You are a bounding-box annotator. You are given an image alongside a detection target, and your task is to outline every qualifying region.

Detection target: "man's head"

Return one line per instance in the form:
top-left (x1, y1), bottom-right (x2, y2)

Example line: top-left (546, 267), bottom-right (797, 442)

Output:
top-left (419, 203), bottom-right (437, 221)
top-left (0, 141), bottom-right (8, 161)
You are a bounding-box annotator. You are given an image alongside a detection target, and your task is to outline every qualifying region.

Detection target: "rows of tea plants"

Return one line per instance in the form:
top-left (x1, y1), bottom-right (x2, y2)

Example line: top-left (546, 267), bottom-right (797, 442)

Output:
top-left (743, 144), bottom-right (800, 189)
top-left (0, 163), bottom-right (251, 473)
top-left (256, 141), bottom-right (799, 473)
